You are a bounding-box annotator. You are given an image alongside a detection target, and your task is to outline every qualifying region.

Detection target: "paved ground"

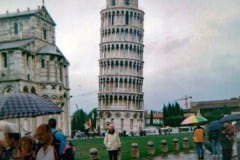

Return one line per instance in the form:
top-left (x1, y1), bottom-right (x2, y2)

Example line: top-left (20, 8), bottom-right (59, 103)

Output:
top-left (141, 149), bottom-right (215, 160)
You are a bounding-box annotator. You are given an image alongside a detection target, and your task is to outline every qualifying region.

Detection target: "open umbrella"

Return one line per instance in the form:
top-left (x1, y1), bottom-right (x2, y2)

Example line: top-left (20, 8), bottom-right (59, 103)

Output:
top-left (206, 120), bottom-right (223, 132)
top-left (0, 93), bottom-right (63, 134)
top-left (219, 114), bottom-right (240, 123)
top-left (181, 115), bottom-right (208, 125)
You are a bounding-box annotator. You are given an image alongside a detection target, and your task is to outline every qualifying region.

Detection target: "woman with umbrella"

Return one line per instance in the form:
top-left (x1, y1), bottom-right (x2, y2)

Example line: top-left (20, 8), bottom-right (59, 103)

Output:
top-left (193, 124), bottom-right (205, 160)
top-left (207, 120), bottom-right (222, 159)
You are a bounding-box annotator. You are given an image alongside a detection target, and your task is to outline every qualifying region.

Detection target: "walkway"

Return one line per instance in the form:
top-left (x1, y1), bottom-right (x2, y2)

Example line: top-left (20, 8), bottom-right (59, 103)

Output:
top-left (141, 150), bottom-right (215, 160)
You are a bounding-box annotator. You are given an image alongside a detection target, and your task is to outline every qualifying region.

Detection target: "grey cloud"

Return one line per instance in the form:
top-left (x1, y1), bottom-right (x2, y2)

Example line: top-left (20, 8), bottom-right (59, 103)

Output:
top-left (162, 37), bottom-right (191, 53)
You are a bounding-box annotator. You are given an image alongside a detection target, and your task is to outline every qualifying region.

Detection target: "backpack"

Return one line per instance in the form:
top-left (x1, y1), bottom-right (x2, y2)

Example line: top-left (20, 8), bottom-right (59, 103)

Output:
top-left (52, 130), bottom-right (74, 160)
top-left (52, 130), bottom-right (61, 160)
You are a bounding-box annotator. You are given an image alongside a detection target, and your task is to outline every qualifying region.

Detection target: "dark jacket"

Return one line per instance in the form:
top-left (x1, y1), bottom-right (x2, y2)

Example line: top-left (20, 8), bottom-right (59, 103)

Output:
top-left (219, 132), bottom-right (232, 150)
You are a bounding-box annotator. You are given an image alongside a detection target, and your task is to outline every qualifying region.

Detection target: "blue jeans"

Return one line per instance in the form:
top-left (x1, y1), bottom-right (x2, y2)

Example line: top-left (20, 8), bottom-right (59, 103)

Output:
top-left (195, 142), bottom-right (204, 158)
top-left (211, 139), bottom-right (220, 155)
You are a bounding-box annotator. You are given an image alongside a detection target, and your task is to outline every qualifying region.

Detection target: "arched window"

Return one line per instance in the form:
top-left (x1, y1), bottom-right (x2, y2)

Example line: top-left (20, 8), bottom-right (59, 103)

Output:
top-left (125, 0), bottom-right (130, 5)
top-left (23, 86), bottom-right (29, 93)
top-left (14, 22), bottom-right (18, 35)
top-left (112, 0), bottom-right (115, 6)
top-left (41, 59), bottom-right (45, 68)
top-left (125, 11), bottom-right (129, 25)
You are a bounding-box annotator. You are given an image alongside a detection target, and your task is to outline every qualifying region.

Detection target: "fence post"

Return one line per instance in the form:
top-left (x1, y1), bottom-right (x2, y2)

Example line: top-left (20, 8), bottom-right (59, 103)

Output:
top-left (183, 137), bottom-right (190, 150)
top-left (160, 139), bottom-right (168, 153)
top-left (172, 138), bottom-right (179, 153)
top-left (147, 141), bottom-right (155, 155)
top-left (131, 143), bottom-right (139, 159)
top-left (89, 148), bottom-right (98, 160)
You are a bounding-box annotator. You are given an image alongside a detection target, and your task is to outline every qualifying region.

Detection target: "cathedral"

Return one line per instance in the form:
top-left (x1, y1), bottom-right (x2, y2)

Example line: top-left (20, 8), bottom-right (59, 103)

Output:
top-left (0, 5), bottom-right (71, 136)
top-left (98, 0), bottom-right (145, 134)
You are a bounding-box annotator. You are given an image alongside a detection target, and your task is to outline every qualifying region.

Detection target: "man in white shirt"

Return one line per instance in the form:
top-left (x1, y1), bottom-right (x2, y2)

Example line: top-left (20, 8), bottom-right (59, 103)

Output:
top-left (35, 124), bottom-right (58, 160)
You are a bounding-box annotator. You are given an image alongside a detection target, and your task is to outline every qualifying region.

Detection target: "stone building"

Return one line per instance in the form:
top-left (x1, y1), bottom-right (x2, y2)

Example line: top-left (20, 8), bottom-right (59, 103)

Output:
top-left (191, 98), bottom-right (240, 115)
top-left (98, 0), bottom-right (145, 134)
top-left (0, 6), bottom-right (71, 136)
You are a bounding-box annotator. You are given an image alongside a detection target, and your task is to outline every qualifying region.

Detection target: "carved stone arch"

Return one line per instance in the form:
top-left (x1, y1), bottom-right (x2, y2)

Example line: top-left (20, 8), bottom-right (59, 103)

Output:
top-left (42, 95), bottom-right (50, 99)
top-left (120, 61), bottom-right (123, 66)
top-left (133, 45), bottom-right (136, 52)
top-left (115, 112), bottom-right (121, 118)
top-left (134, 12), bottom-right (137, 18)
top-left (119, 95), bottom-right (123, 101)
top-left (134, 29), bottom-right (137, 35)
top-left (112, 28), bottom-right (115, 34)
top-left (107, 45), bottom-right (110, 51)
top-left (116, 44), bottom-right (119, 50)
top-left (137, 46), bottom-right (140, 54)
top-left (130, 28), bottom-right (133, 34)
top-left (133, 62), bottom-right (136, 69)
top-left (120, 44), bottom-right (124, 49)
top-left (129, 61), bottom-right (132, 67)
top-left (129, 45), bottom-right (132, 51)
top-left (108, 11), bottom-right (111, 17)
top-left (125, 113), bottom-right (130, 118)
top-left (3, 86), bottom-right (14, 95)
top-left (130, 11), bottom-right (133, 17)
top-left (115, 61), bottom-right (119, 66)
top-left (125, 28), bottom-right (128, 33)
top-left (116, 28), bottom-right (120, 33)
top-left (114, 95), bottom-right (118, 101)
top-left (51, 95), bottom-right (58, 101)
top-left (121, 28), bottom-right (124, 33)
top-left (137, 13), bottom-right (140, 20)
top-left (31, 87), bottom-right (36, 94)
top-left (125, 44), bottom-right (128, 50)
top-left (133, 113), bottom-right (138, 118)
top-left (23, 86), bottom-right (29, 93)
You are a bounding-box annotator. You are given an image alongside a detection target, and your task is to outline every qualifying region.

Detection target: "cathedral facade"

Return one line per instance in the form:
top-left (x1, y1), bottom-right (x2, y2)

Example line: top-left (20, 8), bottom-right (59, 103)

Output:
top-left (98, 0), bottom-right (145, 134)
top-left (0, 6), bottom-right (71, 136)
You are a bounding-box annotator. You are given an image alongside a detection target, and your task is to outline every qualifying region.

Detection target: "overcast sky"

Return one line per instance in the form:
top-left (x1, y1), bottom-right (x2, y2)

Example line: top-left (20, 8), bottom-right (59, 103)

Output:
top-left (1, 0), bottom-right (240, 114)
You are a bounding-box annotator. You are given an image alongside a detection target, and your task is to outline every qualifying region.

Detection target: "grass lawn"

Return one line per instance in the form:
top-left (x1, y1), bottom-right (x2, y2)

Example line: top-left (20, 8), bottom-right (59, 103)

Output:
top-left (71, 133), bottom-right (194, 160)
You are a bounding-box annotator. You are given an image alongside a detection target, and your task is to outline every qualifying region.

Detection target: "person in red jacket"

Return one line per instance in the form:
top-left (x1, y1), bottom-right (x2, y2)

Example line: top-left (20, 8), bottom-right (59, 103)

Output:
top-left (193, 124), bottom-right (205, 160)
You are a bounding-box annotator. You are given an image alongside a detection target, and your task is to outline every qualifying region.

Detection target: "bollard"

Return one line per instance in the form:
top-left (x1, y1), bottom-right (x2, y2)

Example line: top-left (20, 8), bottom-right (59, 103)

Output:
top-left (89, 148), bottom-right (98, 160)
top-left (147, 141), bottom-right (155, 155)
top-left (172, 138), bottom-right (179, 153)
top-left (183, 137), bottom-right (190, 150)
top-left (160, 139), bottom-right (168, 153)
top-left (131, 143), bottom-right (139, 159)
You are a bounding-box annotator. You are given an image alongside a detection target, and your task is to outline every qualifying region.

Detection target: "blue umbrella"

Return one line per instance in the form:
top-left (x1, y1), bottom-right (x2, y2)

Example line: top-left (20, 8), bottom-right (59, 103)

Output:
top-left (207, 120), bottom-right (223, 132)
top-left (219, 114), bottom-right (240, 123)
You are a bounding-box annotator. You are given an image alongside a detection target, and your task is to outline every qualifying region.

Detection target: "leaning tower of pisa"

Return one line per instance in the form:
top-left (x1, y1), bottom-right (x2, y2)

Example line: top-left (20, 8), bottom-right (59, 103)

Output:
top-left (98, 0), bottom-right (145, 134)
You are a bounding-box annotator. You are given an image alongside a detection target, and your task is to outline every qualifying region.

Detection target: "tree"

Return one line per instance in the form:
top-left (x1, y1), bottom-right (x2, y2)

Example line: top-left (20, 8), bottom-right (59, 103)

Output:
top-left (162, 102), bottom-right (184, 127)
top-left (88, 108), bottom-right (97, 129)
top-left (71, 108), bottom-right (87, 132)
top-left (150, 110), bottom-right (153, 125)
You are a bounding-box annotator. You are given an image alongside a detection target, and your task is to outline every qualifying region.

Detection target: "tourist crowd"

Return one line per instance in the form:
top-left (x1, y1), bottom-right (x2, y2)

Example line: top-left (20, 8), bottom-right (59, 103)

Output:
top-left (193, 121), bottom-right (240, 160)
top-left (0, 118), bottom-right (74, 160)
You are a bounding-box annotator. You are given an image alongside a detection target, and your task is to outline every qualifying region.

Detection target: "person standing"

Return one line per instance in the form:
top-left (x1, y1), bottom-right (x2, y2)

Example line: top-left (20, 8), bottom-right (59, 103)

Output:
top-left (219, 126), bottom-right (232, 160)
top-left (3, 132), bottom-right (21, 160)
top-left (193, 124), bottom-right (205, 160)
top-left (17, 136), bottom-right (36, 160)
top-left (34, 124), bottom-right (58, 160)
top-left (208, 130), bottom-right (221, 159)
top-left (104, 123), bottom-right (121, 160)
top-left (48, 118), bottom-right (67, 158)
